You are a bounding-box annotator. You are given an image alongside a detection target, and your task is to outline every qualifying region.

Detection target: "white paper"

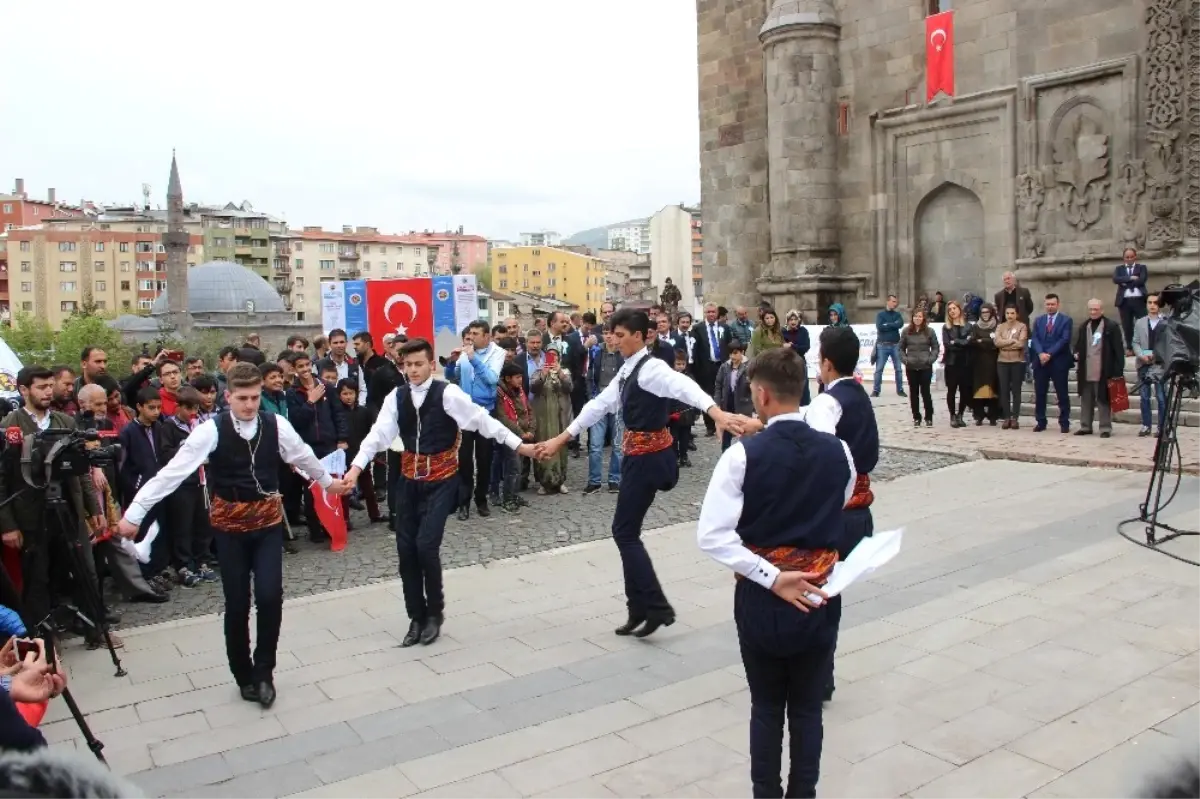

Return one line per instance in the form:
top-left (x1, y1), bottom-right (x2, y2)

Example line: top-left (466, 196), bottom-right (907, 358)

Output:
top-left (816, 528), bottom-right (904, 601)
top-left (320, 450), bottom-right (346, 477)
top-left (118, 521), bottom-right (160, 565)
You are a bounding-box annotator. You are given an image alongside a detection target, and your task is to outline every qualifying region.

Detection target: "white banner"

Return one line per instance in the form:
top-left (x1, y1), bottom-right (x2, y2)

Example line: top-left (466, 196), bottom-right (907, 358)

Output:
top-left (798, 323), bottom-right (945, 382)
top-left (452, 275), bottom-right (478, 330)
top-left (321, 282), bottom-right (346, 335)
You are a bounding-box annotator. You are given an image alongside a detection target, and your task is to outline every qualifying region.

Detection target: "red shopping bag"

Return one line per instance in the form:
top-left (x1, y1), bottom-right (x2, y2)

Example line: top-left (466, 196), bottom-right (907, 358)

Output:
top-left (1107, 377), bottom-right (1130, 413)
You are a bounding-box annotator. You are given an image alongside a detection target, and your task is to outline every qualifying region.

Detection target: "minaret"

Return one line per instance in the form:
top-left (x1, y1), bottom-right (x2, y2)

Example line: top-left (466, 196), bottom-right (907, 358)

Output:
top-left (757, 0), bottom-right (843, 314)
top-left (163, 151), bottom-right (193, 337)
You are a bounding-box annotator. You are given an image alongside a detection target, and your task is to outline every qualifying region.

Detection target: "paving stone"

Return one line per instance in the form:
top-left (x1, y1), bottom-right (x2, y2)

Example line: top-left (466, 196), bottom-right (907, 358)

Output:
top-left (490, 669), bottom-right (670, 731)
top-left (460, 666), bottom-right (583, 710)
top-left (412, 771), bottom-right (522, 798)
top-left (912, 748), bottom-right (1061, 798)
top-left (618, 699), bottom-right (745, 755)
top-left (531, 777), bottom-right (620, 798)
top-left (1028, 729), bottom-right (1184, 799)
top-left (627, 669), bottom-right (746, 716)
top-left (128, 753), bottom-right (233, 797)
top-left (907, 704), bottom-right (1043, 766)
top-left (350, 695), bottom-right (481, 742)
top-left (307, 726), bottom-right (453, 785)
top-left (285, 766), bottom-right (417, 798)
top-left (149, 716), bottom-right (287, 768)
top-left (597, 737), bottom-right (746, 797)
top-left (821, 743), bottom-right (956, 798)
top-left (499, 733), bottom-right (648, 795)
top-left (222, 721), bottom-right (361, 775)
top-left (824, 703), bottom-right (945, 764)
top-left (172, 761), bottom-right (324, 799)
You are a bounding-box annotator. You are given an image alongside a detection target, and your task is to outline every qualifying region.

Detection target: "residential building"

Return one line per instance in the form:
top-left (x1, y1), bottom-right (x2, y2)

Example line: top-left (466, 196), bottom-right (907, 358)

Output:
top-left (400, 228), bottom-right (488, 274)
top-left (488, 245), bottom-right (607, 315)
top-left (272, 233), bottom-right (294, 312)
top-left (624, 260), bottom-right (658, 304)
top-left (1, 180), bottom-right (89, 316)
top-left (520, 230), bottom-right (561, 247)
top-left (505, 291), bottom-right (578, 329)
top-left (649, 204), bottom-right (701, 312)
top-left (199, 202), bottom-right (284, 280)
top-left (602, 259), bottom-right (630, 303)
top-left (607, 219), bottom-right (650, 255)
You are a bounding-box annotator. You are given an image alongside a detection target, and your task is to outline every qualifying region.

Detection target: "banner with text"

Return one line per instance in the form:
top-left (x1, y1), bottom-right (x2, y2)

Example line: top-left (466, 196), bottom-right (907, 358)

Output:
top-left (452, 275), bottom-right (479, 331)
top-left (320, 282), bottom-right (346, 335)
top-left (342, 280), bottom-right (368, 337)
top-left (431, 276), bottom-right (458, 359)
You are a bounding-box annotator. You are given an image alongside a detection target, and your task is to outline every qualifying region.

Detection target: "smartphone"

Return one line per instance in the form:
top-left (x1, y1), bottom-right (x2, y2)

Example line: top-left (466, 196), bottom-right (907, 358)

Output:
top-left (14, 638), bottom-right (39, 662)
top-left (165, 349), bottom-right (185, 362)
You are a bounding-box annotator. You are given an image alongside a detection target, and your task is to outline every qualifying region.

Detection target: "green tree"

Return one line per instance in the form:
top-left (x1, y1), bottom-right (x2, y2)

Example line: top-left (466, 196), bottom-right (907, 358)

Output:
top-left (474, 264), bottom-right (492, 291)
top-left (2, 312), bottom-right (137, 370)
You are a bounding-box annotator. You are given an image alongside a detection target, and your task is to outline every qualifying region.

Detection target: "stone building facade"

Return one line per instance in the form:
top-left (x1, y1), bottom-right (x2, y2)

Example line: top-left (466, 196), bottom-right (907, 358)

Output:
top-left (698, 0), bottom-right (1200, 322)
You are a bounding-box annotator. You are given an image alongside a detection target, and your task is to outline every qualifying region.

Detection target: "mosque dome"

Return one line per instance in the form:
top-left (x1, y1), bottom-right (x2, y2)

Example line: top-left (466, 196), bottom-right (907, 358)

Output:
top-left (150, 261), bottom-right (286, 315)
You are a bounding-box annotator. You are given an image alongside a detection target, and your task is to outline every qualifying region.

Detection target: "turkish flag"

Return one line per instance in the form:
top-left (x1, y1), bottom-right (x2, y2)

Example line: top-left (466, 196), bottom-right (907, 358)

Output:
top-left (309, 482), bottom-right (348, 552)
top-left (365, 278), bottom-right (434, 345)
top-left (925, 11), bottom-right (954, 102)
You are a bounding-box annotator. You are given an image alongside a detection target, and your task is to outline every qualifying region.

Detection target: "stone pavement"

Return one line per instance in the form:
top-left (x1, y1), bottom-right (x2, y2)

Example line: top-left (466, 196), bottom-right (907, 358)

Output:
top-left (45, 459), bottom-right (1199, 798)
top-left (113, 440), bottom-right (961, 629)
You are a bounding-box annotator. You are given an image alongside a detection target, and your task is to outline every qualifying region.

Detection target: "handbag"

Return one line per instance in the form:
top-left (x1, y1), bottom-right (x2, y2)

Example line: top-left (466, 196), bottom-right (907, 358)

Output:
top-left (1107, 377), bottom-right (1130, 413)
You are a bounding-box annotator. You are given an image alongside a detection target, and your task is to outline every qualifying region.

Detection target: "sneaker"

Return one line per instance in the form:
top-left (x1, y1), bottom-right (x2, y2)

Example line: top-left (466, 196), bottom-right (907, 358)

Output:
top-left (1139, 426), bottom-right (1152, 437)
top-left (870, 391), bottom-right (880, 398)
top-left (149, 575), bottom-right (173, 593)
top-left (608, 482), bottom-right (619, 493)
top-left (176, 568), bottom-right (201, 589)
top-left (583, 484), bottom-right (602, 495)
top-left (198, 564), bottom-right (219, 583)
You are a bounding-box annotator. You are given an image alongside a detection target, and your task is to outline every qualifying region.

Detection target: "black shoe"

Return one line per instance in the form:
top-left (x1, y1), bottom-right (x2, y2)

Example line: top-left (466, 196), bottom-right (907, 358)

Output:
top-left (897, 391), bottom-right (907, 398)
top-left (583, 484), bottom-right (602, 495)
top-left (456, 505), bottom-right (470, 522)
top-left (256, 681), bottom-right (276, 709)
top-left (500, 500), bottom-right (520, 514)
top-left (634, 613), bottom-right (676, 638)
top-left (307, 532), bottom-right (329, 544)
top-left (400, 620), bottom-right (422, 647)
top-left (989, 419), bottom-right (998, 426)
top-left (1034, 424), bottom-right (1047, 432)
top-left (615, 613), bottom-right (647, 636)
top-left (608, 482), bottom-right (619, 493)
top-left (823, 683), bottom-right (835, 703)
top-left (688, 441), bottom-right (697, 451)
top-left (420, 615), bottom-right (442, 645)
top-left (347, 496), bottom-right (365, 511)
top-left (1075, 429), bottom-right (1093, 436)
top-left (976, 418), bottom-right (984, 426)
top-left (1100, 431), bottom-right (1111, 438)
top-left (925, 419), bottom-right (933, 427)
top-left (704, 430), bottom-right (715, 438)
top-left (679, 457), bottom-right (692, 467)
top-left (870, 391), bottom-right (880, 398)
top-left (131, 591), bottom-right (169, 604)
top-left (913, 419), bottom-right (921, 427)
top-left (369, 515), bottom-right (385, 524)
top-left (239, 683), bottom-right (260, 703)
top-left (476, 501), bottom-right (491, 518)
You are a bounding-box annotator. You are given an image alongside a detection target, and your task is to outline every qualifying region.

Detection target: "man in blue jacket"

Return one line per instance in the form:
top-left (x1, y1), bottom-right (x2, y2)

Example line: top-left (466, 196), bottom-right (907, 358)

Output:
top-left (1030, 293), bottom-right (1074, 433)
top-left (444, 320), bottom-right (506, 520)
top-left (871, 295), bottom-right (906, 398)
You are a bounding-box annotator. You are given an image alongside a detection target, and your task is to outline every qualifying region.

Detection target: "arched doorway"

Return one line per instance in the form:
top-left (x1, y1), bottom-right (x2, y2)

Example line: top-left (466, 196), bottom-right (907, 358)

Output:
top-left (915, 183), bottom-right (986, 307)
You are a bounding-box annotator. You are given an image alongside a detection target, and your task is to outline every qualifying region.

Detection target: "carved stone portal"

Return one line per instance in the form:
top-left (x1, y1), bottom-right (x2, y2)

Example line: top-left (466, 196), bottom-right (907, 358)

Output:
top-left (1144, 0), bottom-right (1187, 246)
top-left (1016, 170), bottom-right (1046, 257)
top-left (1051, 110), bottom-right (1111, 232)
top-left (1114, 159), bottom-right (1149, 250)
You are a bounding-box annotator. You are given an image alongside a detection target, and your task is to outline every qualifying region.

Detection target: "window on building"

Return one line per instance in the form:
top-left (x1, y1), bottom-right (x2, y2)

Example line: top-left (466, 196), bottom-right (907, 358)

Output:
top-left (213, 237), bottom-right (227, 248)
top-left (21, 302), bottom-right (32, 312)
top-left (319, 243), bottom-right (335, 253)
top-left (94, 301), bottom-right (106, 310)
top-left (19, 241), bottom-right (29, 252)
top-left (94, 242), bottom-right (104, 252)
top-left (1, 203), bottom-right (10, 214)
top-left (20, 262), bottom-right (30, 272)
top-left (59, 282), bottom-right (76, 292)
top-left (188, 262), bottom-right (195, 268)
top-left (927, 0), bottom-right (949, 10)
top-left (413, 248), bottom-right (422, 258)
top-left (320, 260), bottom-right (334, 270)
top-left (138, 279), bottom-right (154, 290)
top-left (531, 249), bottom-right (540, 256)
top-left (296, 311), bottom-right (306, 321)
top-left (362, 245), bottom-right (370, 254)
top-left (19, 282), bottom-right (31, 292)
top-left (379, 261), bottom-right (387, 270)
top-left (119, 242), bottom-right (129, 253)
top-left (296, 277), bottom-right (304, 287)
top-left (121, 300), bottom-right (130, 309)
top-left (120, 261), bottom-right (131, 272)
top-left (499, 279), bottom-right (508, 289)
top-left (95, 280), bottom-right (106, 291)
top-left (363, 261), bottom-right (371, 270)
top-left (379, 246), bottom-right (388, 254)
top-left (57, 242), bottom-right (75, 252)
top-left (294, 242), bottom-right (303, 251)
top-left (120, 281), bottom-right (131, 291)
top-left (59, 262), bottom-right (77, 272)
top-left (139, 299), bottom-right (153, 310)
top-left (94, 261), bottom-right (105, 272)
top-left (296, 293), bottom-right (305, 303)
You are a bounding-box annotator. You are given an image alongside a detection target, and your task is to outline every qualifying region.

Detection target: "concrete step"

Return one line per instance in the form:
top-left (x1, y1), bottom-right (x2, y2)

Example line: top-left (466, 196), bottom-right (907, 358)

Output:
top-left (1010, 392), bottom-right (1198, 427)
top-left (1019, 388), bottom-right (1199, 413)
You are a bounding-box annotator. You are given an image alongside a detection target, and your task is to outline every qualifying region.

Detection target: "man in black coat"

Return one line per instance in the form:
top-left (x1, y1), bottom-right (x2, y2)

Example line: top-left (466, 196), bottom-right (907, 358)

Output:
top-left (1072, 298), bottom-right (1126, 438)
top-left (690, 303), bottom-right (734, 436)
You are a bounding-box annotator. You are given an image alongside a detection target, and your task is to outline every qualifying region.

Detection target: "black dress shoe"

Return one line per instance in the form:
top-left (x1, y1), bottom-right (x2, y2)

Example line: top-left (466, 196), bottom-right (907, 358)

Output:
top-left (634, 614), bottom-right (676, 638)
top-left (614, 614), bottom-right (647, 636)
top-left (239, 683), bottom-right (260, 703)
top-left (256, 681), bottom-right (276, 709)
top-left (420, 615), bottom-right (443, 645)
top-left (131, 592), bottom-right (169, 604)
top-left (400, 620), bottom-right (422, 647)
top-left (476, 501), bottom-right (491, 518)
top-left (456, 505), bottom-right (470, 522)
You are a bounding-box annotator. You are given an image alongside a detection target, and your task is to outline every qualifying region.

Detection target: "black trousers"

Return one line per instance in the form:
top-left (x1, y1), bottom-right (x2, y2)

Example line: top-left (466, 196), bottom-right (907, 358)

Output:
top-left (670, 418), bottom-right (692, 460)
top-left (611, 448), bottom-right (676, 617)
top-left (1118, 298), bottom-right (1147, 350)
top-left (457, 431), bottom-right (494, 508)
top-left (735, 579), bottom-right (835, 799)
top-left (943, 362), bottom-right (971, 416)
top-left (214, 525), bottom-right (284, 686)
top-left (394, 476), bottom-right (458, 621)
top-left (998, 362), bottom-right (1025, 419)
top-left (906, 368), bottom-right (933, 421)
top-left (280, 464), bottom-right (303, 530)
top-left (167, 483), bottom-right (212, 570)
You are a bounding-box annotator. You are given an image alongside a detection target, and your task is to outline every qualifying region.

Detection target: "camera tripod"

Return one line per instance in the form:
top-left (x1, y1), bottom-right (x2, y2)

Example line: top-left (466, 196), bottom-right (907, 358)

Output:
top-left (37, 618), bottom-right (108, 764)
top-left (1118, 371), bottom-right (1200, 567)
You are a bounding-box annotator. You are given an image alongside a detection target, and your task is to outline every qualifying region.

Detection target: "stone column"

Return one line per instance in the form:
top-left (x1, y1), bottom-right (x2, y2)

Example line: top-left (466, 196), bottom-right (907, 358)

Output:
top-left (758, 0), bottom-right (849, 319)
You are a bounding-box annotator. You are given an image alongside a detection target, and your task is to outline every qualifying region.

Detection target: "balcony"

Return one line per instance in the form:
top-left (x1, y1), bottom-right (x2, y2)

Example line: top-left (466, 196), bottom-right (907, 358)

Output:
top-left (338, 267), bottom-right (361, 279)
top-left (274, 278), bottom-right (293, 293)
top-left (338, 250), bottom-right (360, 260)
top-left (274, 263), bottom-right (292, 275)
top-left (275, 244), bottom-right (291, 256)
top-left (235, 245), bottom-right (254, 256)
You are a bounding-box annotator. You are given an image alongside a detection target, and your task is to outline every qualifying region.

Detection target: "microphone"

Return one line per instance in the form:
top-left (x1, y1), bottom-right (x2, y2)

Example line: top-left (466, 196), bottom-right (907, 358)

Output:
top-left (96, 429), bottom-right (118, 441)
top-left (4, 427), bottom-right (22, 448)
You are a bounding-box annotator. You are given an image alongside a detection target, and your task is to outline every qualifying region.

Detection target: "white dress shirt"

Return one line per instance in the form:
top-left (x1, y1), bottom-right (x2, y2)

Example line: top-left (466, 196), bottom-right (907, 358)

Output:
top-left (566, 349), bottom-right (715, 438)
top-left (352, 376), bottom-right (522, 471)
top-left (124, 414), bottom-right (333, 526)
top-left (331, 356), bottom-right (368, 406)
top-left (800, 376), bottom-right (853, 435)
top-left (697, 412), bottom-right (856, 589)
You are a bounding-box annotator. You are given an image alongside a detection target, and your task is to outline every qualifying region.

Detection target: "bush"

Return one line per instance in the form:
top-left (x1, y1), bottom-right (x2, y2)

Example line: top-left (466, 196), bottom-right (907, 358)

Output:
top-left (2, 312), bottom-right (139, 371)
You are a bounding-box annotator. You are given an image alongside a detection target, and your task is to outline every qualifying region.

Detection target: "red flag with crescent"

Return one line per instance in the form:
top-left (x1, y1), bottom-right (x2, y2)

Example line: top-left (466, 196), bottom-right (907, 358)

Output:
top-left (925, 11), bottom-right (954, 102)
top-left (365, 278), bottom-right (434, 345)
top-left (309, 482), bottom-right (348, 551)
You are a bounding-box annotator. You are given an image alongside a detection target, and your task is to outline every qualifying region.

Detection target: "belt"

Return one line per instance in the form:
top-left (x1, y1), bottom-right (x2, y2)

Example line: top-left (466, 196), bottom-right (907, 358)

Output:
top-left (736, 545), bottom-right (839, 584)
top-left (622, 428), bottom-right (673, 456)
top-left (399, 432), bottom-right (461, 482)
top-left (212, 486), bottom-right (277, 503)
top-left (845, 474), bottom-right (873, 510)
top-left (210, 496), bottom-right (283, 533)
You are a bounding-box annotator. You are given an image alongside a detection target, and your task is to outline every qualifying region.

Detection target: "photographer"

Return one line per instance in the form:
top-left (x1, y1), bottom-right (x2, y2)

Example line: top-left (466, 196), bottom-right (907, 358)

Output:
top-left (0, 367), bottom-right (106, 638)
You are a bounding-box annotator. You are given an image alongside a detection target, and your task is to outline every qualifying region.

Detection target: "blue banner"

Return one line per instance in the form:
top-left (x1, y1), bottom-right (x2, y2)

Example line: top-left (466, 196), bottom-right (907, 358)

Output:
top-left (342, 280), bottom-right (368, 337)
top-left (431, 276), bottom-right (457, 358)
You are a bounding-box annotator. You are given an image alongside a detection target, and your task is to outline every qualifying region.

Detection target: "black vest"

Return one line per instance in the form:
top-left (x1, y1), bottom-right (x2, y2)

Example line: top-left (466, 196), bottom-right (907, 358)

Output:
top-left (621, 356), bottom-right (670, 432)
top-left (737, 420), bottom-right (848, 551)
top-left (395, 381), bottom-right (459, 454)
top-left (207, 411), bottom-right (280, 500)
top-left (826, 379), bottom-right (880, 475)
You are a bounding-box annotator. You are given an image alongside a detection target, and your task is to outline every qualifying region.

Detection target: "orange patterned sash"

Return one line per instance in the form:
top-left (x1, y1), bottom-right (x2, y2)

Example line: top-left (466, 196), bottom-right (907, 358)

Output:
top-left (210, 496), bottom-right (283, 533)
top-left (399, 432), bottom-right (462, 482)
top-left (622, 428), bottom-right (674, 457)
top-left (736, 545), bottom-right (839, 585)
top-left (846, 474), bottom-right (873, 510)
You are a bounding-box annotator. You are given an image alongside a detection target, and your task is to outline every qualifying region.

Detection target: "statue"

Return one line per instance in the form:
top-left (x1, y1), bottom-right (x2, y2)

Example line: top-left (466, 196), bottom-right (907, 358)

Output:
top-left (659, 278), bottom-right (682, 317)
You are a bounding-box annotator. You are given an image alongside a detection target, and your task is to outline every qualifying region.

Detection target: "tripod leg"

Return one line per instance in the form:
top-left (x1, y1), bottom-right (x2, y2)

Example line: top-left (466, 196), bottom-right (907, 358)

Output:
top-left (51, 505), bottom-right (126, 677)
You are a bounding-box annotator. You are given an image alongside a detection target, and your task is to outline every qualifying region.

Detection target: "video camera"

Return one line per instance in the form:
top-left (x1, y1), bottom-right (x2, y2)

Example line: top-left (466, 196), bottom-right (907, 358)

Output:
top-left (1149, 280), bottom-right (1199, 382)
top-left (1, 426), bottom-right (122, 489)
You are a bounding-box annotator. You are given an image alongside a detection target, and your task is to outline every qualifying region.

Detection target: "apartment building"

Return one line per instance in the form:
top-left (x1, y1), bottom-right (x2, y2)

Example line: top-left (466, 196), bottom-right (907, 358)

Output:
top-left (199, 203), bottom-right (286, 280)
top-left (519, 230), bottom-right (561, 247)
top-left (488, 245), bottom-right (607, 315)
top-left (0, 179), bottom-right (89, 316)
top-left (607, 219), bottom-right (651, 255)
top-left (649, 203), bottom-right (702, 311)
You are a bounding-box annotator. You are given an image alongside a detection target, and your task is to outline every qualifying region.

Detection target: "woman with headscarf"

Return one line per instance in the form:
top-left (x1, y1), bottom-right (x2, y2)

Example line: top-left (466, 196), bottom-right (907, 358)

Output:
top-left (782, 310), bottom-right (812, 406)
top-left (967, 302), bottom-right (1002, 425)
top-left (817, 303), bottom-right (853, 394)
top-left (531, 345), bottom-right (574, 494)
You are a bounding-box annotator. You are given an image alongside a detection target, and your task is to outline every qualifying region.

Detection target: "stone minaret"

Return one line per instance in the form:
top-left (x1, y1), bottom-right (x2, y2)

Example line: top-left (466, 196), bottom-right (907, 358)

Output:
top-left (163, 151), bottom-right (193, 337)
top-left (758, 0), bottom-right (847, 318)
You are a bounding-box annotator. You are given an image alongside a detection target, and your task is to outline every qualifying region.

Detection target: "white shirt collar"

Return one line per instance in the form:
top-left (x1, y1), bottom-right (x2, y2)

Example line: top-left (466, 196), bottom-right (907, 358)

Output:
top-left (413, 375), bottom-right (435, 392)
top-left (766, 411), bottom-right (805, 427)
top-left (24, 407), bottom-right (51, 430)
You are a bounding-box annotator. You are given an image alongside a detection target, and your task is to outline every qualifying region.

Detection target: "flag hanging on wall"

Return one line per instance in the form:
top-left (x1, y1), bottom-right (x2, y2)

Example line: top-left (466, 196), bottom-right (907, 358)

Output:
top-left (925, 10), bottom-right (955, 102)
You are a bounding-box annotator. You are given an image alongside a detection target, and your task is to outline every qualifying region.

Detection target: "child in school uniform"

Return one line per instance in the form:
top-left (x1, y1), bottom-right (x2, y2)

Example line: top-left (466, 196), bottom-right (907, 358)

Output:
top-left (337, 378), bottom-right (382, 527)
top-left (668, 349), bottom-right (697, 467)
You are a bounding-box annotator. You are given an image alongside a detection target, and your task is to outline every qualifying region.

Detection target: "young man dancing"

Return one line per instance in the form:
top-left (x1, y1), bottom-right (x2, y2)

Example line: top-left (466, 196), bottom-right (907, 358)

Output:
top-left (342, 339), bottom-right (538, 647)
top-left (118, 364), bottom-right (346, 708)
top-left (537, 308), bottom-right (744, 638)
top-left (697, 346), bottom-right (855, 798)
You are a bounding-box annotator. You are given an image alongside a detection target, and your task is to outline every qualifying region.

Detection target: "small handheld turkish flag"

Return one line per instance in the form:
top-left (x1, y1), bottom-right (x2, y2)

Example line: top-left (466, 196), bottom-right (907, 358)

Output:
top-left (309, 483), bottom-right (348, 552)
top-left (925, 10), bottom-right (955, 102)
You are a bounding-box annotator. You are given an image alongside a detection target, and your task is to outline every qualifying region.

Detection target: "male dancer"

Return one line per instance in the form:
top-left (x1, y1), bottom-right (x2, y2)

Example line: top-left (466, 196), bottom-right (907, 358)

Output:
top-left (697, 346), bottom-right (855, 798)
top-left (537, 308), bottom-right (744, 637)
top-left (342, 339), bottom-right (538, 647)
top-left (118, 364), bottom-right (346, 708)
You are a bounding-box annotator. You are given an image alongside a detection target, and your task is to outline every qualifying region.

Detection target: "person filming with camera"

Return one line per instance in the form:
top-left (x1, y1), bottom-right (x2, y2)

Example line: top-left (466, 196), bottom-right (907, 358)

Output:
top-left (0, 367), bottom-right (108, 643)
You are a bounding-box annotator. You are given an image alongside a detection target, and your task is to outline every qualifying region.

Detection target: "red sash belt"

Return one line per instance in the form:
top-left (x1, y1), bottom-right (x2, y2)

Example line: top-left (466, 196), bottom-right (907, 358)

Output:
top-left (622, 428), bottom-right (674, 457)
top-left (400, 432), bottom-right (461, 482)
top-left (845, 474), bottom-right (873, 510)
top-left (736, 545), bottom-right (839, 584)
top-left (210, 496), bottom-right (283, 533)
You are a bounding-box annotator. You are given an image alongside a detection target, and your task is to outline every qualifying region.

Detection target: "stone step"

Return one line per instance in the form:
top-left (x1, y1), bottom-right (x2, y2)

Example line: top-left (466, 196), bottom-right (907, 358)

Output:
top-left (1018, 388), bottom-right (1199, 414)
top-left (1008, 394), bottom-right (1198, 427)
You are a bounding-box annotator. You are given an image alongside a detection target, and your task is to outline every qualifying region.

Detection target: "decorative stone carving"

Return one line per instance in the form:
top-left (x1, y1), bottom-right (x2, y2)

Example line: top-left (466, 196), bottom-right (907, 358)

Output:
top-left (806, 262), bottom-right (832, 275)
top-left (1114, 159), bottom-right (1149, 250)
top-left (1143, 0), bottom-right (1186, 244)
top-left (1016, 170), bottom-right (1047, 257)
top-left (1051, 114), bottom-right (1110, 231)
top-left (1186, 0), bottom-right (1199, 239)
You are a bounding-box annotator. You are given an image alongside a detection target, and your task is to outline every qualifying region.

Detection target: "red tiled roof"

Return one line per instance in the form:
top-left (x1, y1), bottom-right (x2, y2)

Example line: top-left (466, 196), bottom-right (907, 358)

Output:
top-left (293, 228), bottom-right (486, 244)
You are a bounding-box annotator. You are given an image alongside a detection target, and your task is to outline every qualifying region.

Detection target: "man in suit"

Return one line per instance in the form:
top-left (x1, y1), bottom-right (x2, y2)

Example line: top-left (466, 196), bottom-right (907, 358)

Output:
top-left (994, 271), bottom-right (1035, 326)
top-left (668, 312), bottom-right (697, 373)
top-left (1030, 293), bottom-right (1074, 434)
top-left (1113, 247), bottom-right (1149, 354)
top-left (692, 302), bottom-right (735, 436)
top-left (1072, 298), bottom-right (1126, 438)
top-left (511, 329), bottom-right (547, 488)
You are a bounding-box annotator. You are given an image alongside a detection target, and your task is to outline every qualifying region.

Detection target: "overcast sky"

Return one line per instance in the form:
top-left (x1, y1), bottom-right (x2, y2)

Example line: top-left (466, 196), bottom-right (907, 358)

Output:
top-left (1, 0), bottom-right (700, 239)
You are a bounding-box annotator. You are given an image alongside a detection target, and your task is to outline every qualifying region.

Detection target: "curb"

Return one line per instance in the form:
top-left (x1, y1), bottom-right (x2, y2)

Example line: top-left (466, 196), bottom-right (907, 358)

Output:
top-left (976, 447), bottom-right (1200, 475)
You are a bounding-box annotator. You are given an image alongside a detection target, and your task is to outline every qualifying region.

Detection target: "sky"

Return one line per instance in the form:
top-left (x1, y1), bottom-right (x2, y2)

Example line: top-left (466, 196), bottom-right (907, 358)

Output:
top-left (1, 0), bottom-right (701, 240)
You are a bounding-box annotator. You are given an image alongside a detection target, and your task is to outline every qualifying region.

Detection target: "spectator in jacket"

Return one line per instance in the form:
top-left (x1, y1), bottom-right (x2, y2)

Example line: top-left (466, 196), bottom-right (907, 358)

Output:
top-left (928, 291), bottom-right (947, 323)
top-left (117, 386), bottom-right (172, 584)
top-left (215, 346), bottom-right (240, 408)
top-left (156, 358), bottom-right (183, 417)
top-left (584, 326), bottom-right (625, 494)
top-left (940, 300), bottom-right (972, 427)
top-left (337, 378), bottom-right (382, 526)
top-left (352, 331), bottom-right (387, 407)
top-left (782, 310), bottom-right (812, 406)
top-left (968, 304), bottom-right (1002, 425)
top-left (872, 295), bottom-right (906, 398)
top-left (900, 309), bottom-right (938, 426)
top-left (669, 349), bottom-right (699, 467)
top-left (1132, 294), bottom-right (1168, 437)
top-left (1073, 298), bottom-right (1126, 438)
top-left (995, 306), bottom-right (1030, 429)
top-left (713, 341), bottom-right (753, 451)
top-left (96, 375), bottom-right (134, 434)
top-left (729, 306), bottom-right (755, 349)
top-left (288, 353), bottom-right (349, 542)
top-left (260, 363), bottom-right (301, 549)
top-left (647, 316), bottom-right (677, 365)
top-left (994, 272), bottom-right (1035, 326)
top-left (444, 320), bottom-right (506, 519)
top-left (750, 309), bottom-right (784, 356)
top-left (1113, 247), bottom-right (1149, 353)
top-left (189, 373), bottom-right (219, 422)
top-left (494, 363), bottom-right (535, 513)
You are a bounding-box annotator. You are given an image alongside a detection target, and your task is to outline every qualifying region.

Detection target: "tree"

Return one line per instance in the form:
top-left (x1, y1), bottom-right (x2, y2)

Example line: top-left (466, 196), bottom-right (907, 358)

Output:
top-left (474, 264), bottom-right (492, 291)
top-left (3, 312), bottom-right (136, 370)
